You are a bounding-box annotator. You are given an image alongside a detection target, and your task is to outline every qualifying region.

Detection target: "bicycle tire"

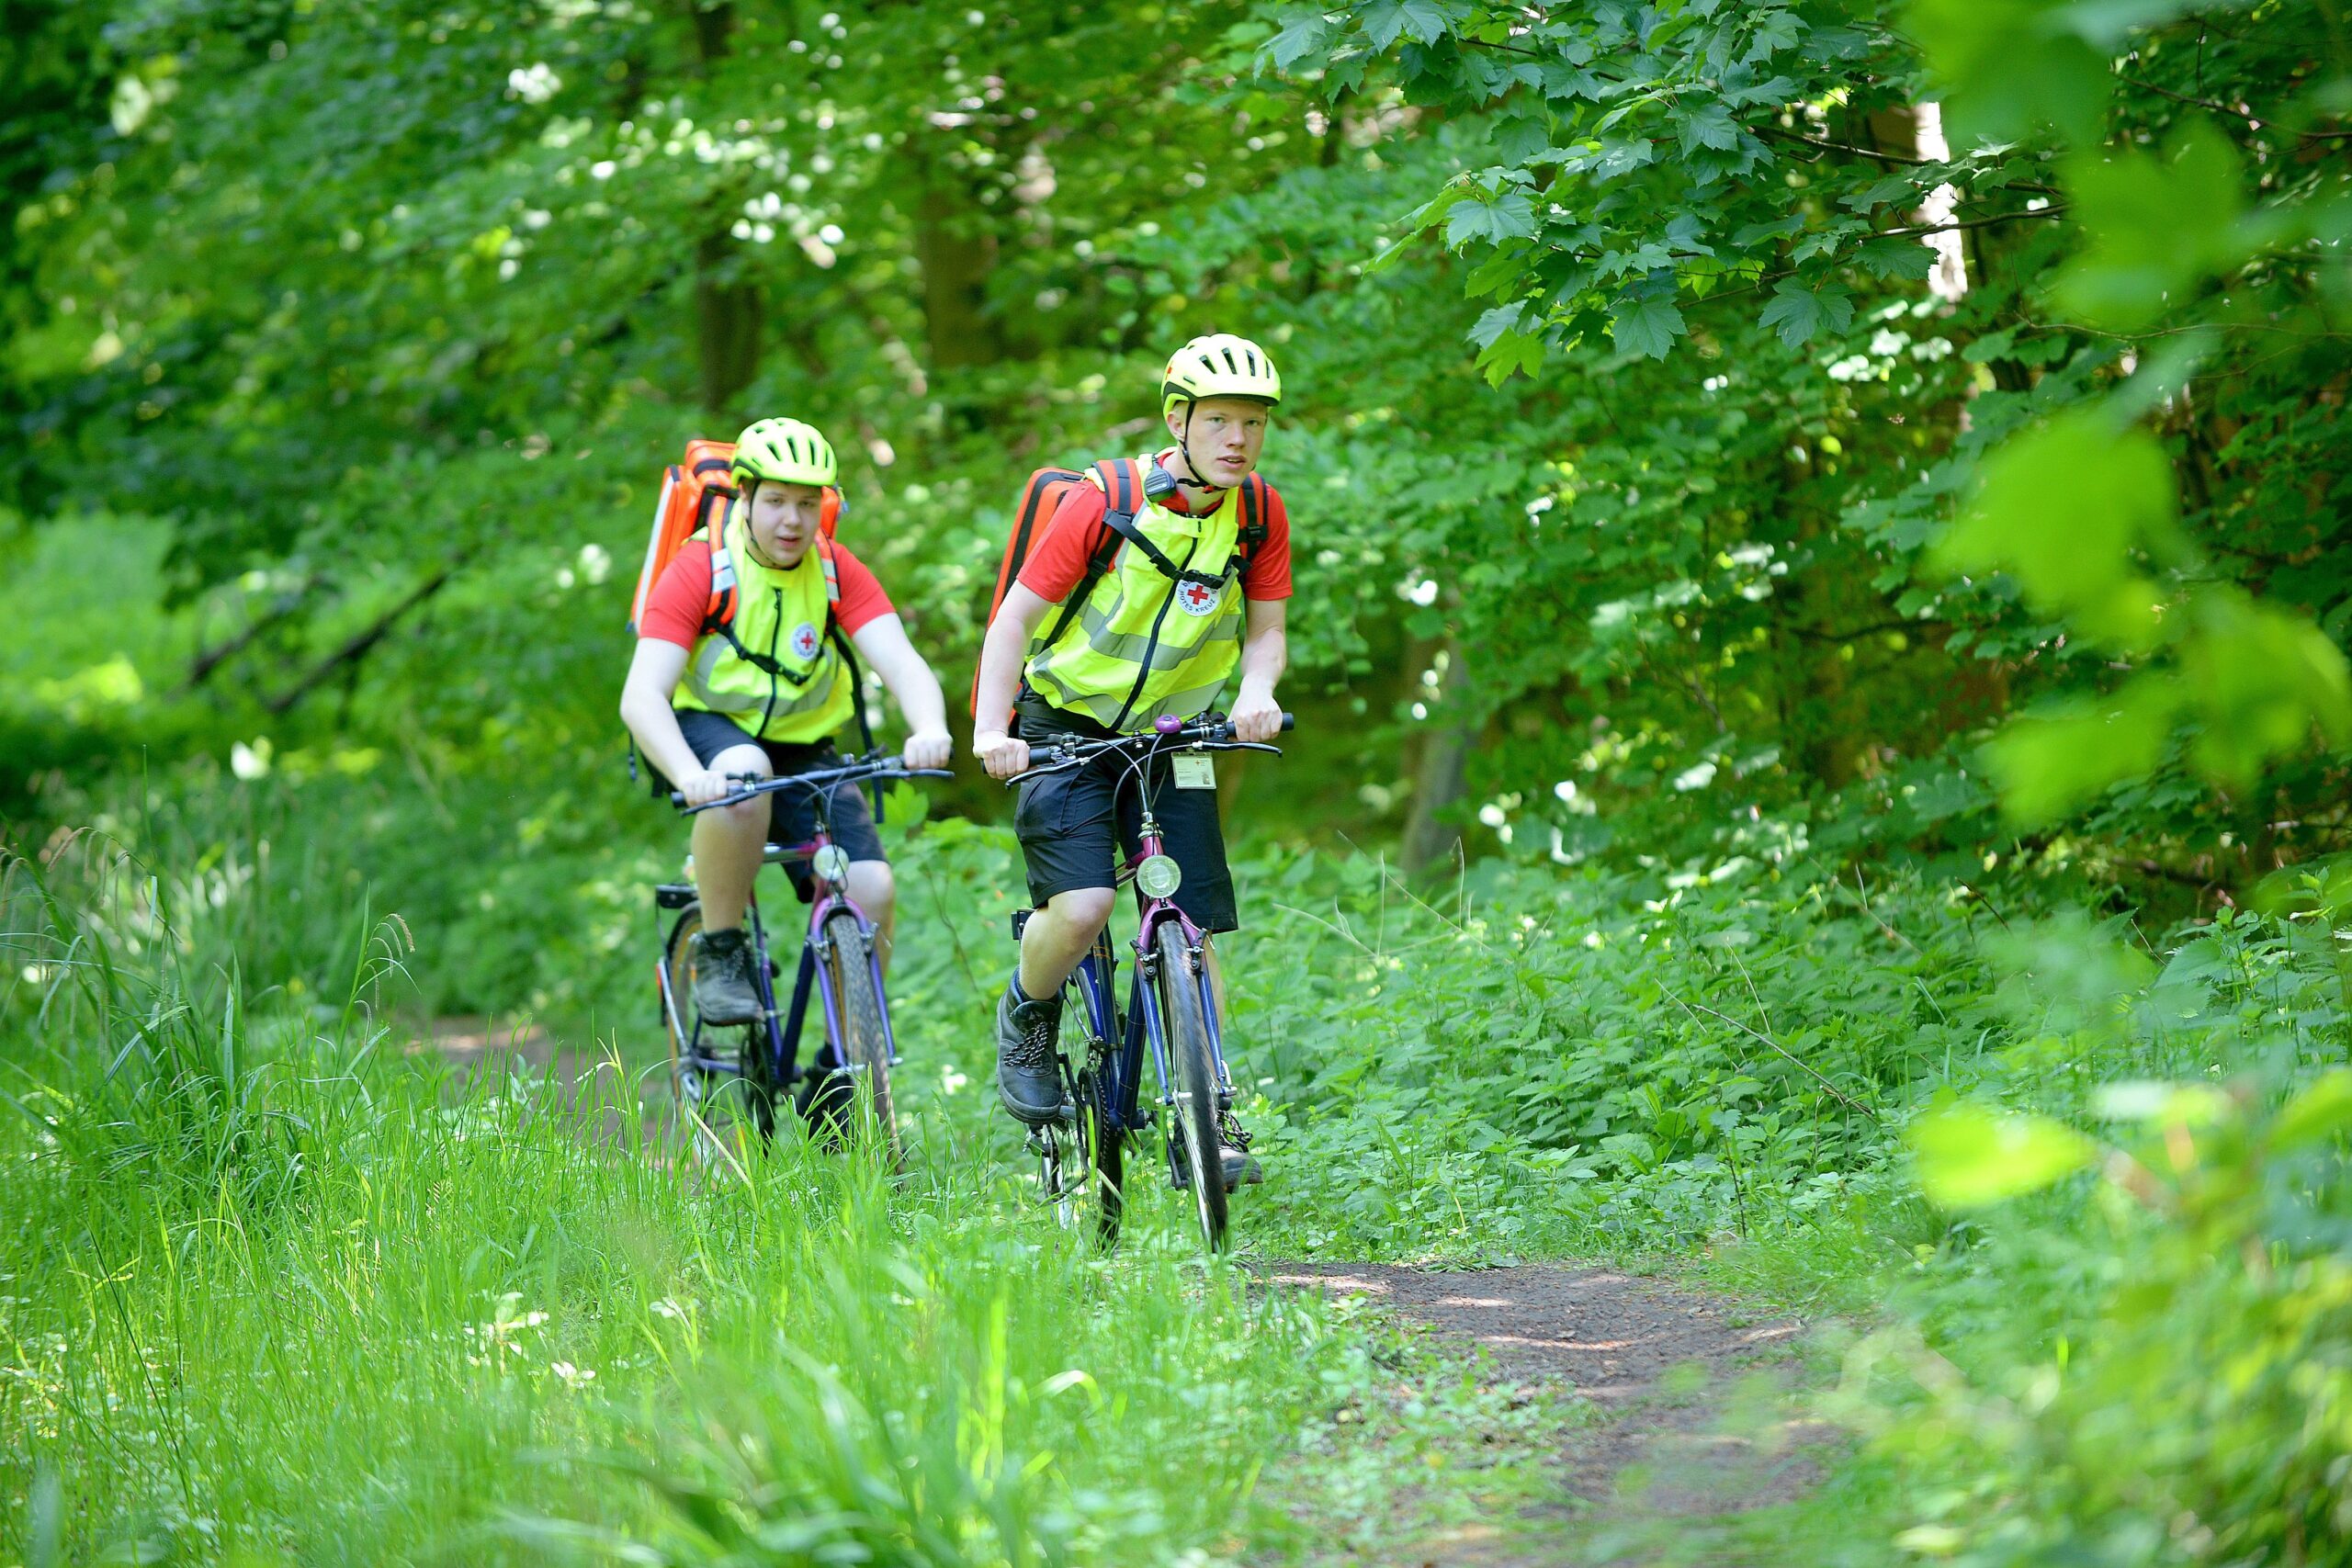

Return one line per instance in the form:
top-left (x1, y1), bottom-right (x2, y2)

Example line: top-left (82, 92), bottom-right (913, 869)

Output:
top-left (663, 904), bottom-right (777, 1146)
top-left (1076, 1061), bottom-right (1125, 1247)
top-left (820, 908), bottom-right (899, 1163)
top-left (1152, 922), bottom-right (1227, 1252)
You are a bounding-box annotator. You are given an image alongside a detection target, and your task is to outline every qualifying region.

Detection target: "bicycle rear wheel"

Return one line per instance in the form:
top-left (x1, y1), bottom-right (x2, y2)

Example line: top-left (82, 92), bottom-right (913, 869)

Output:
top-left (663, 904), bottom-right (776, 1152)
top-left (820, 908), bottom-right (899, 1164)
top-left (1152, 922), bottom-right (1227, 1252)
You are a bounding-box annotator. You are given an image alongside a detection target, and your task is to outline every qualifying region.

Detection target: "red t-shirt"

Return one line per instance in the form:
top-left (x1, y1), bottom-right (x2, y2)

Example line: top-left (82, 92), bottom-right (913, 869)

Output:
top-left (638, 537), bottom-right (895, 649)
top-left (1016, 455), bottom-right (1293, 604)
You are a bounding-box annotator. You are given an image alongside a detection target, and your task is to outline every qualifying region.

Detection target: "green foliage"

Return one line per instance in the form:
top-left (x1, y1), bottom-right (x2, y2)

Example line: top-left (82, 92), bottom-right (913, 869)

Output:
top-left (0, 854), bottom-right (1385, 1565)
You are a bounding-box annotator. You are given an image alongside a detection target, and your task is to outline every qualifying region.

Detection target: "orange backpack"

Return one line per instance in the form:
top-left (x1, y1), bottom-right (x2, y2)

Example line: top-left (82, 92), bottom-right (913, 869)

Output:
top-left (628, 437), bottom-right (843, 636)
top-left (626, 439), bottom-right (869, 772)
top-left (973, 458), bottom-right (1270, 716)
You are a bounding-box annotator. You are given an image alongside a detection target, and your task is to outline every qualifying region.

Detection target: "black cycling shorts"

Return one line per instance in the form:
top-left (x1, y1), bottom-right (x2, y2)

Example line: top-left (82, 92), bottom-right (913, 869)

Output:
top-left (658, 709), bottom-right (885, 900)
top-left (1011, 696), bottom-right (1237, 932)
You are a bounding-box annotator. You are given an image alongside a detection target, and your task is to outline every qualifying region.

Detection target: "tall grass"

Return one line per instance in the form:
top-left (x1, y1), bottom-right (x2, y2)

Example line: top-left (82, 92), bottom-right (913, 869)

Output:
top-left (0, 841), bottom-right (1362, 1565)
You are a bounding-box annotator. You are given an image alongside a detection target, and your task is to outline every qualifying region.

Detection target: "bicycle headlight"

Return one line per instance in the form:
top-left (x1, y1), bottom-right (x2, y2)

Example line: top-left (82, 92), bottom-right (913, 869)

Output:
top-left (1136, 853), bottom-right (1183, 900)
top-left (812, 844), bottom-right (851, 885)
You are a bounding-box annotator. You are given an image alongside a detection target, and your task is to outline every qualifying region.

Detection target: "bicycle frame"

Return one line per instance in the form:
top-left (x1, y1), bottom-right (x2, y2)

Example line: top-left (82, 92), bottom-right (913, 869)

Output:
top-left (659, 756), bottom-right (942, 1104)
top-left (1023, 722), bottom-right (1276, 1150)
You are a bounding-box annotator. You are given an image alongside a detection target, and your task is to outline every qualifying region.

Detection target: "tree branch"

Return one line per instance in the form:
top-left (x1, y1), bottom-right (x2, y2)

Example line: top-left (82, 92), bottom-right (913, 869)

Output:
top-left (1756, 124), bottom-right (1930, 166)
top-left (175, 573), bottom-right (326, 694)
top-left (264, 562), bottom-right (463, 716)
top-left (1875, 205), bottom-right (2070, 241)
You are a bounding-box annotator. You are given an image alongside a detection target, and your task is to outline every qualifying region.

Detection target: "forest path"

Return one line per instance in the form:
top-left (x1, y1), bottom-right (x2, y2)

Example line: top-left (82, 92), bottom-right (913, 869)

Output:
top-left (1270, 1263), bottom-right (1840, 1566)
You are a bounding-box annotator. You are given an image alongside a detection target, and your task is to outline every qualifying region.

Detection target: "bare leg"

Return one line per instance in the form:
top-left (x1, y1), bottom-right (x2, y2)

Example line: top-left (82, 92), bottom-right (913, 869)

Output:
top-left (692, 743), bottom-right (772, 931)
top-left (1017, 886), bottom-right (1117, 1000)
top-left (1203, 936), bottom-right (1228, 1031)
top-left (843, 860), bottom-right (897, 971)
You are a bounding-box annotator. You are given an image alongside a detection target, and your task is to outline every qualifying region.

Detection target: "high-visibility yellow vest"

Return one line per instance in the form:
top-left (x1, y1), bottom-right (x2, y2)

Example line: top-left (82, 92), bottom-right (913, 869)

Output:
top-left (673, 502), bottom-right (854, 743)
top-left (1023, 457), bottom-right (1246, 732)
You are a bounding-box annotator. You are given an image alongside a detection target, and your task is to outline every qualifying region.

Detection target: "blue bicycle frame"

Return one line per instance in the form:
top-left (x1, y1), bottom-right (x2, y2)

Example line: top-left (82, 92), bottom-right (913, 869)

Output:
top-left (1065, 850), bottom-right (1236, 1150)
top-left (657, 754), bottom-right (948, 1113)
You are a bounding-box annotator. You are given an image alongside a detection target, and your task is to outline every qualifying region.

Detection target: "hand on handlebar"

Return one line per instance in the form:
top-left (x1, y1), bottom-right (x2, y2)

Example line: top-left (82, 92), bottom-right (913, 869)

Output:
top-left (1226, 693), bottom-right (1286, 744)
top-left (902, 728), bottom-right (954, 772)
top-left (676, 767), bottom-right (741, 808)
top-left (973, 729), bottom-right (1029, 781)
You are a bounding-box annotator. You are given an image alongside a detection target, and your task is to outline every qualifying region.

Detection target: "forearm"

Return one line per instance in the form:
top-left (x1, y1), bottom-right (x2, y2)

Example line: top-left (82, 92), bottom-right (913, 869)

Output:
top-left (1236, 625), bottom-right (1286, 702)
top-left (621, 686), bottom-right (702, 784)
top-left (972, 615), bottom-right (1032, 736)
top-left (889, 660), bottom-right (948, 739)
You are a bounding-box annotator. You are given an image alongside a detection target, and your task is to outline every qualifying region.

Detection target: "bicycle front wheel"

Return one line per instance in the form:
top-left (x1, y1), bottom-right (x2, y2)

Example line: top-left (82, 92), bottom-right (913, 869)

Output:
top-left (821, 909), bottom-right (899, 1164)
top-left (1152, 922), bottom-right (1227, 1252)
top-left (1076, 1061), bottom-right (1125, 1247)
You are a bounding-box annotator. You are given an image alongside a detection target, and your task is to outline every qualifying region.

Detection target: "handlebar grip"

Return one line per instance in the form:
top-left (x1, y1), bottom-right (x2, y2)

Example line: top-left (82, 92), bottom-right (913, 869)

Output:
top-left (1279, 711), bottom-right (1295, 732)
top-left (668, 791), bottom-right (685, 807)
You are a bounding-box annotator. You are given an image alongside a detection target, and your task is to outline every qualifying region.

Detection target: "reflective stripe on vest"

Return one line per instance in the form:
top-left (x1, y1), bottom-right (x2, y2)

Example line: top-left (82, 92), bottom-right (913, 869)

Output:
top-left (674, 502), bottom-right (854, 743)
top-left (1023, 457), bottom-right (1244, 732)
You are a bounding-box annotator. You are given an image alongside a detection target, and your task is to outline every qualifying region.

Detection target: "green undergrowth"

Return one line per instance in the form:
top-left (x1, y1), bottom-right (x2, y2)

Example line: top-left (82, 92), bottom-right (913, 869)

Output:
top-left (0, 853), bottom-right (1512, 1564)
top-left (14, 765), bottom-right (2352, 1565)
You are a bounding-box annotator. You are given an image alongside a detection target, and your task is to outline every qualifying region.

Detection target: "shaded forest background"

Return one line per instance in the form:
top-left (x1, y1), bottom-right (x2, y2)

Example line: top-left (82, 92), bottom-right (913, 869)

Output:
top-left (10, 6), bottom-right (2352, 1563)
top-left (5, 0), bottom-right (2349, 1008)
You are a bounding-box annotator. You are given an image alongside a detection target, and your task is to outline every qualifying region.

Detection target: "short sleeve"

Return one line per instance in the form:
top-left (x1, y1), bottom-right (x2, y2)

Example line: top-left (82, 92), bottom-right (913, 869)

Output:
top-left (1013, 482), bottom-right (1114, 604)
top-left (826, 540), bottom-right (897, 635)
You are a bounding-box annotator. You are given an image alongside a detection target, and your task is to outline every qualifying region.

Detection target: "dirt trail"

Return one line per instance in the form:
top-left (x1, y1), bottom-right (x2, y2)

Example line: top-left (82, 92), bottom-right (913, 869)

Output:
top-left (1272, 1263), bottom-right (1839, 1563)
top-left (415, 1015), bottom-right (675, 1145)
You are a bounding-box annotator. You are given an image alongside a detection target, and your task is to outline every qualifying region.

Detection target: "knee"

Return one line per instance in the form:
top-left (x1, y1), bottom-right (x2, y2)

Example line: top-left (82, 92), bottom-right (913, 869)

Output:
top-left (853, 863), bottom-right (896, 917)
top-left (1047, 886), bottom-right (1116, 936)
top-left (707, 746), bottom-right (771, 827)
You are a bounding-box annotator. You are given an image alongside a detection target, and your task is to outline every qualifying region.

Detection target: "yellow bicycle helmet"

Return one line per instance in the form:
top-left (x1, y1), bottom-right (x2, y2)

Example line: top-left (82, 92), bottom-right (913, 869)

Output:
top-left (1159, 333), bottom-right (1283, 417)
top-left (731, 417), bottom-right (838, 488)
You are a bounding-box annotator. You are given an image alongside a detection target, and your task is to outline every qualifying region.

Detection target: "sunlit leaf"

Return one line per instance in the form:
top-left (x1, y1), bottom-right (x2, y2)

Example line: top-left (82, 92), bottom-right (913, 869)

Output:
top-left (1911, 1106), bottom-right (2097, 1207)
top-left (2271, 1070), bottom-right (2352, 1152)
top-left (1933, 412), bottom-right (2180, 650)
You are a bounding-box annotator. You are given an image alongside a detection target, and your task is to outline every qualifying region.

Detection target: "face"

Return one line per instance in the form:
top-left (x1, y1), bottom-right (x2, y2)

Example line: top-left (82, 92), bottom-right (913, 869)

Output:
top-left (1168, 396), bottom-right (1271, 489)
top-left (745, 479), bottom-right (827, 566)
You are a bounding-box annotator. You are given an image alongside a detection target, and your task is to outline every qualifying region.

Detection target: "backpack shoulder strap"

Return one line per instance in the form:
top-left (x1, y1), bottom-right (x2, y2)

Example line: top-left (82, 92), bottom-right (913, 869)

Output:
top-left (1236, 475), bottom-right (1270, 561)
top-left (815, 532), bottom-right (842, 614)
top-left (701, 514), bottom-right (739, 634)
top-left (1091, 457), bottom-right (1195, 579)
top-left (1032, 460), bottom-right (1145, 657)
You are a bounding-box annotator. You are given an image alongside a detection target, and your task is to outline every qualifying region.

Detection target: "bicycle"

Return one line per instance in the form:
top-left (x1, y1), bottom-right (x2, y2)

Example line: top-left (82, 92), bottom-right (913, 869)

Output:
top-left (1004, 711), bottom-right (1291, 1252)
top-left (653, 750), bottom-right (950, 1163)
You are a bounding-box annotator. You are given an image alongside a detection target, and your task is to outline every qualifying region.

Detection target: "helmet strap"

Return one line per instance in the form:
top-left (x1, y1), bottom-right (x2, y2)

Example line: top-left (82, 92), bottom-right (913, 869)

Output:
top-left (1169, 402), bottom-right (1229, 507)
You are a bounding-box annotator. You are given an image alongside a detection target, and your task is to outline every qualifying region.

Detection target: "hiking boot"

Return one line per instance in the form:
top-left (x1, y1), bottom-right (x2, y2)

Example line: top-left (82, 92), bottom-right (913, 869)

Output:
top-left (1219, 1111), bottom-right (1261, 1190)
top-left (995, 971), bottom-right (1068, 1126)
top-left (691, 927), bottom-right (763, 1026)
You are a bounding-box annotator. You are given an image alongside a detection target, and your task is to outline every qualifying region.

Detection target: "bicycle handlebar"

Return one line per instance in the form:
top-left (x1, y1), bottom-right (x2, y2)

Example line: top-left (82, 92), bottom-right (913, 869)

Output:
top-left (1002, 712), bottom-right (1295, 785)
top-left (671, 751), bottom-right (956, 814)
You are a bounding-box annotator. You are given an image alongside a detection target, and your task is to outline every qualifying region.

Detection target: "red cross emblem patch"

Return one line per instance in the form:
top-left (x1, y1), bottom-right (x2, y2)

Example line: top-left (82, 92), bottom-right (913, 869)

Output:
top-left (1175, 581), bottom-right (1220, 618)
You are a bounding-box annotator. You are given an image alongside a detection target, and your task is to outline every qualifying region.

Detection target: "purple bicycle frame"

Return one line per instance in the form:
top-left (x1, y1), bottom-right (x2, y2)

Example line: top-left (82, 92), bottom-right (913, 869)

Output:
top-left (1069, 814), bottom-right (1236, 1139)
top-left (659, 790), bottom-right (898, 1098)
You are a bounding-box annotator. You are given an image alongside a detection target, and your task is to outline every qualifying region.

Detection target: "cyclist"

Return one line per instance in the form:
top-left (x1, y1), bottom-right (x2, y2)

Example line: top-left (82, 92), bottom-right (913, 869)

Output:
top-left (620, 417), bottom-right (952, 1026)
top-left (970, 333), bottom-right (1291, 1184)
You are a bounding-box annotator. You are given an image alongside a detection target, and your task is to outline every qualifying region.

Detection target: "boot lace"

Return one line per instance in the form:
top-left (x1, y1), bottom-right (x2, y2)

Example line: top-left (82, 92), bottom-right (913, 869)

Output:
top-left (1003, 1001), bottom-right (1060, 1072)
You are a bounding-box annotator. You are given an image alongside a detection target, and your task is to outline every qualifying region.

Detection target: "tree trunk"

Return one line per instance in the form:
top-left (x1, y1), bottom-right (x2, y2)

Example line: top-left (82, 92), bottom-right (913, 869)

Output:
top-left (1400, 641), bottom-right (1473, 876)
top-left (911, 148), bottom-right (1002, 371)
top-left (684, 0), bottom-right (759, 419)
top-left (695, 229), bottom-right (763, 419)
